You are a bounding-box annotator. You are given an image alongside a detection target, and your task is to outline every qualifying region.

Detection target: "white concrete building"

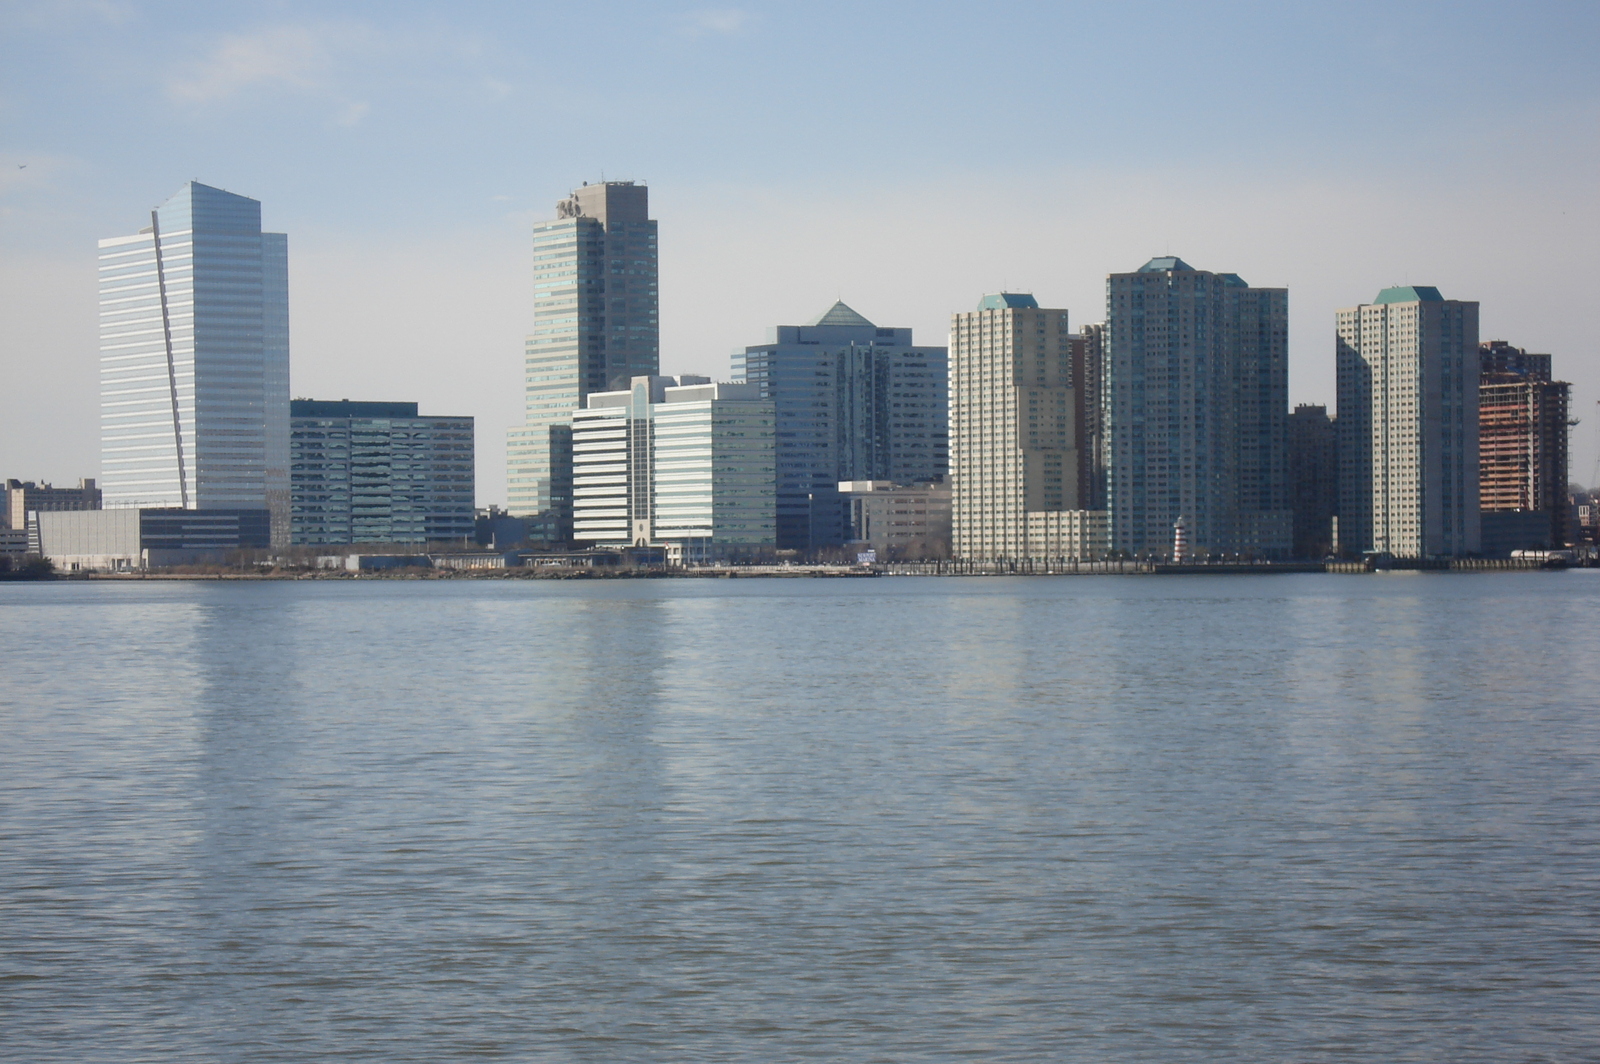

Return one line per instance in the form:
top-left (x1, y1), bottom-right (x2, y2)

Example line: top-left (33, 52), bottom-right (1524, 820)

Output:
top-left (572, 376), bottom-right (775, 560)
top-left (1336, 286), bottom-right (1480, 558)
top-left (949, 293), bottom-right (1107, 562)
top-left (33, 508), bottom-right (272, 571)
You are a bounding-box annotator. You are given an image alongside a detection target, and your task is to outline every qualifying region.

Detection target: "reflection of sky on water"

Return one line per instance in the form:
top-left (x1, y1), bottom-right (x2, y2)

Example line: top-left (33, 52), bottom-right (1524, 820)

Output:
top-left (2, 574), bottom-right (1597, 1060)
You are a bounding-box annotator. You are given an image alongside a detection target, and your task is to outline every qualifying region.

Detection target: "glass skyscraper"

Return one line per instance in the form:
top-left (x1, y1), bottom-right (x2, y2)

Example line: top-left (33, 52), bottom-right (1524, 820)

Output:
top-left (506, 181), bottom-right (658, 543)
top-left (732, 302), bottom-right (948, 551)
top-left (98, 182), bottom-right (290, 543)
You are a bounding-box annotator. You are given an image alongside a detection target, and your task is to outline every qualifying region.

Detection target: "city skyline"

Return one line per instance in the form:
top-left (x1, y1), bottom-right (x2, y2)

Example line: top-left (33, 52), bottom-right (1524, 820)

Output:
top-left (4, 3), bottom-right (1598, 505)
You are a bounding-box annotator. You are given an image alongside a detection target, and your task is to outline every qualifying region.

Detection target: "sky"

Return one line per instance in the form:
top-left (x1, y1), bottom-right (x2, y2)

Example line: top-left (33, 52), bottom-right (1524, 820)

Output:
top-left (3, 0), bottom-right (1598, 504)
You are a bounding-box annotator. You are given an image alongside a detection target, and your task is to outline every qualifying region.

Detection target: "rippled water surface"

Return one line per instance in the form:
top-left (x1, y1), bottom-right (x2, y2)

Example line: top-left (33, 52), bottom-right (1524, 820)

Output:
top-left (3, 573), bottom-right (1599, 1062)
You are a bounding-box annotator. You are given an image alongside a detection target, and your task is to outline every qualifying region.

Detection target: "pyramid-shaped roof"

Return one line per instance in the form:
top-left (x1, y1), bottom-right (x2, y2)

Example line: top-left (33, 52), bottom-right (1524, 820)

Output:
top-left (1373, 285), bottom-right (1443, 305)
top-left (1138, 256), bottom-right (1194, 273)
top-left (805, 301), bottom-right (875, 328)
top-left (977, 293), bottom-right (1039, 310)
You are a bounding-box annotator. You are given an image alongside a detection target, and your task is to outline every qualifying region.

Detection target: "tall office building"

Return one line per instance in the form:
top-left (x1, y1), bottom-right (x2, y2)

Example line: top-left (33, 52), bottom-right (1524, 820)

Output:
top-left (733, 302), bottom-right (947, 550)
top-left (98, 182), bottom-right (289, 543)
top-left (950, 293), bottom-right (1106, 562)
top-left (1288, 404), bottom-right (1337, 558)
top-left (289, 400), bottom-right (475, 545)
top-left (1105, 257), bottom-right (1290, 559)
top-left (506, 181), bottom-right (658, 544)
top-left (1336, 286), bottom-right (1480, 558)
top-left (1478, 340), bottom-right (1570, 549)
top-left (571, 376), bottom-right (774, 559)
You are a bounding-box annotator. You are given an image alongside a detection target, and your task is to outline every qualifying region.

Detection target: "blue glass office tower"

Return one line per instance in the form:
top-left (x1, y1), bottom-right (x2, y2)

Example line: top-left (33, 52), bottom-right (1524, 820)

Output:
top-left (98, 182), bottom-right (290, 544)
top-left (506, 181), bottom-right (658, 543)
top-left (733, 302), bottom-right (947, 550)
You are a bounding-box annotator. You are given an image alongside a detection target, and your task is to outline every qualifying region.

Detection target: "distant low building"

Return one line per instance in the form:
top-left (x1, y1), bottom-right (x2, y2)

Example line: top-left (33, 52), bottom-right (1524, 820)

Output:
top-left (290, 400), bottom-right (474, 546)
top-left (3, 478), bottom-right (101, 530)
top-left (1575, 496), bottom-right (1600, 546)
top-left (34, 508), bottom-right (271, 570)
top-left (1479, 510), bottom-right (1555, 558)
top-left (474, 505), bottom-right (531, 550)
top-left (839, 480), bottom-right (951, 560)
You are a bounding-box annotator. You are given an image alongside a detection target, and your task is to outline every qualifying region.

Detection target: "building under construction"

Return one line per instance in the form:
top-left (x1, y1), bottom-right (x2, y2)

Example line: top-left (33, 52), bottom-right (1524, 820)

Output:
top-left (1478, 340), bottom-right (1571, 549)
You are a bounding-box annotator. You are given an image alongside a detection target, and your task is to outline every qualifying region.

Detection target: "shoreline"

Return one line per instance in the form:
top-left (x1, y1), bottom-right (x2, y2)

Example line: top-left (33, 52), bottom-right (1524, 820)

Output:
top-left (7, 557), bottom-right (1579, 582)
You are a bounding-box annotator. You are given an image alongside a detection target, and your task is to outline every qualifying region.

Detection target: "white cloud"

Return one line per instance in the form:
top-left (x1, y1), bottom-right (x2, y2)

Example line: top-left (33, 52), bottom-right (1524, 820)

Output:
top-left (165, 22), bottom-right (375, 105)
top-left (332, 100), bottom-right (370, 127)
top-left (680, 8), bottom-right (751, 37)
top-left (3, 0), bottom-right (132, 31)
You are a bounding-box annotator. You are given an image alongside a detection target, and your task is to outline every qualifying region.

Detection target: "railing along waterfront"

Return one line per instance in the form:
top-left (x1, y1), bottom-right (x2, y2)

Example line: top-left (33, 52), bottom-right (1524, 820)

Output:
top-left (878, 559), bottom-right (1156, 576)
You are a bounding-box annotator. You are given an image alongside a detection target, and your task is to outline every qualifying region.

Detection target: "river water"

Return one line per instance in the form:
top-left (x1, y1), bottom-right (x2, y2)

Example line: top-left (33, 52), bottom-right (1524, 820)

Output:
top-left (2, 573), bottom-right (1598, 1062)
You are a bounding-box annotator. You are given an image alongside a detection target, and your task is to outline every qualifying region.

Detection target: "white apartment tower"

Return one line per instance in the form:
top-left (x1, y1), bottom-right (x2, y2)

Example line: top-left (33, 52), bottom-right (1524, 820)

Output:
top-left (1336, 286), bottom-right (1480, 557)
top-left (950, 293), bottom-right (1107, 562)
top-left (507, 181), bottom-right (658, 543)
top-left (98, 182), bottom-right (290, 543)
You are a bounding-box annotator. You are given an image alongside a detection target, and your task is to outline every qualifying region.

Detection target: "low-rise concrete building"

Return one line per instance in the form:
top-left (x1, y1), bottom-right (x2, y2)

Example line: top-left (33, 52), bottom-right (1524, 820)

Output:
top-left (3, 478), bottom-right (101, 530)
top-left (839, 480), bottom-right (952, 560)
top-left (34, 508), bottom-right (271, 570)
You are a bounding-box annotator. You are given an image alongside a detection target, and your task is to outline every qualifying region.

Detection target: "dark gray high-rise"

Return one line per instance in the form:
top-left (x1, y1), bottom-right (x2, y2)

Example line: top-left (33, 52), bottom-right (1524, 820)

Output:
top-left (1288, 404), bottom-right (1337, 558)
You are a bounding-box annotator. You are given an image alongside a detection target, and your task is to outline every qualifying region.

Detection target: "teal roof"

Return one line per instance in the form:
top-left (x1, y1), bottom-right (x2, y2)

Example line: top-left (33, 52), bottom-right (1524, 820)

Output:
top-left (1373, 285), bottom-right (1443, 304)
top-left (1138, 256), bottom-right (1193, 272)
top-left (805, 301), bottom-right (875, 328)
top-left (977, 292), bottom-right (1039, 310)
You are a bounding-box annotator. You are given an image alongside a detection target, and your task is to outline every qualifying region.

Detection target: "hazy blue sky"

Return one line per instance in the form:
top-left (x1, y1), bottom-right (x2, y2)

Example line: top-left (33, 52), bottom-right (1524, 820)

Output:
top-left (4, 0), bottom-right (1598, 503)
